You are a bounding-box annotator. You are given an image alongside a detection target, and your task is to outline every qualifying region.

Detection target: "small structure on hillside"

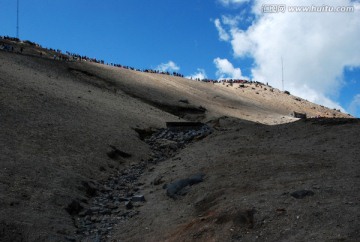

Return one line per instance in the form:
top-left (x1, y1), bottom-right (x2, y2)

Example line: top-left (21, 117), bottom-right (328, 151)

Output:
top-left (293, 111), bottom-right (307, 119)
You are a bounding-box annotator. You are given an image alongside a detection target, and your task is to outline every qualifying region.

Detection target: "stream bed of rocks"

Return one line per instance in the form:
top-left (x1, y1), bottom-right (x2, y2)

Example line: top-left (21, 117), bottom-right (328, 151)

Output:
top-left (68, 124), bottom-right (212, 241)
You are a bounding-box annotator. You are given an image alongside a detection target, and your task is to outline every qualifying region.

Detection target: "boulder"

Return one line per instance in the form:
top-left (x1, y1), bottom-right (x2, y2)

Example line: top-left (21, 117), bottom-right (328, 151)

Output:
top-left (291, 190), bottom-right (314, 199)
top-left (166, 173), bottom-right (206, 199)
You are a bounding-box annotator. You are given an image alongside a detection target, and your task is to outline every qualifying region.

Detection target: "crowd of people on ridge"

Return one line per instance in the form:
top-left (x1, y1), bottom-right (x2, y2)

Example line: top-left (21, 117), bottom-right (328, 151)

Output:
top-left (1, 36), bottom-right (189, 79)
top-left (1, 36), bottom-right (268, 85)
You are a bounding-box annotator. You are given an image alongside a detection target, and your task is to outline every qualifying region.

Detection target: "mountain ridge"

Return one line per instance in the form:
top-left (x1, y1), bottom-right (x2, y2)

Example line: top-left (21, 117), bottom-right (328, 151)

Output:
top-left (0, 38), bottom-right (358, 242)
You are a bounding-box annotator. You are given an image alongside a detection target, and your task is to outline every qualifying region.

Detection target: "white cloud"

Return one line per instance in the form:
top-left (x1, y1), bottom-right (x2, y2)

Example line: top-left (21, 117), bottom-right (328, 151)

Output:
top-left (215, 0), bottom-right (360, 109)
top-left (186, 68), bottom-right (207, 80)
top-left (355, 2), bottom-right (360, 12)
top-left (221, 15), bottom-right (241, 27)
top-left (213, 57), bottom-right (246, 79)
top-left (230, 28), bottom-right (253, 57)
top-left (348, 94), bottom-right (360, 117)
top-left (218, 0), bottom-right (250, 6)
top-left (156, 61), bottom-right (180, 72)
top-left (214, 19), bottom-right (230, 41)
top-left (289, 83), bottom-right (345, 111)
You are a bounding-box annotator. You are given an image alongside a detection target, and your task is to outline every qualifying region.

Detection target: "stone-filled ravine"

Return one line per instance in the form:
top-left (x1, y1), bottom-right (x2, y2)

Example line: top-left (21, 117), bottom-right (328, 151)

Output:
top-left (66, 123), bottom-right (212, 242)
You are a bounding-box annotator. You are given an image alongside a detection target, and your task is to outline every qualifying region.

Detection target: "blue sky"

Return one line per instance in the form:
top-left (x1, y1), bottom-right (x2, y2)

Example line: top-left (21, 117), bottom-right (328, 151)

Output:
top-left (1, 0), bottom-right (359, 117)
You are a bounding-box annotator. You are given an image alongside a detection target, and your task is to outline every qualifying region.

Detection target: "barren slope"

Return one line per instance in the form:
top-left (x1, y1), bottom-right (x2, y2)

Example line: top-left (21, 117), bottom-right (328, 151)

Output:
top-left (0, 40), bottom-right (358, 242)
top-left (112, 117), bottom-right (360, 241)
top-left (0, 50), bottom-right (178, 241)
top-left (68, 61), bottom-right (349, 125)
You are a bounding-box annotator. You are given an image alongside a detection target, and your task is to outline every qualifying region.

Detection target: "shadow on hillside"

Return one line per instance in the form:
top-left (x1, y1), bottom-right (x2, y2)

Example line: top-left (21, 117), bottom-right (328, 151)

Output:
top-left (68, 67), bottom-right (207, 121)
top-left (303, 118), bottom-right (360, 126)
top-left (207, 116), bottom-right (359, 131)
top-left (143, 100), bottom-right (206, 121)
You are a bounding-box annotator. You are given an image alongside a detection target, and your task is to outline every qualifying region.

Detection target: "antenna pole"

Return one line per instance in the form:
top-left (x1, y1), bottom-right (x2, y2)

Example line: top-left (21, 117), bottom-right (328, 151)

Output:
top-left (16, 0), bottom-right (19, 39)
top-left (281, 56), bottom-right (284, 91)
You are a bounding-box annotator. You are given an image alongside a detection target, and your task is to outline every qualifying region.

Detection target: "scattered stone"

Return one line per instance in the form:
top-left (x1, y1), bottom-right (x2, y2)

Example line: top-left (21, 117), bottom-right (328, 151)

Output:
top-left (291, 190), bottom-right (315, 199)
top-left (132, 195), bottom-right (146, 202)
top-left (73, 124), bottom-right (212, 241)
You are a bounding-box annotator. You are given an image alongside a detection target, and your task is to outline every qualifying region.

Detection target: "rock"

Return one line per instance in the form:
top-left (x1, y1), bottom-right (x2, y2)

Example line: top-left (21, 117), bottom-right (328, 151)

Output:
top-left (132, 195), bottom-right (146, 202)
top-left (168, 143), bottom-right (178, 150)
top-left (72, 125), bottom-right (212, 239)
top-left (100, 186), bottom-right (112, 193)
top-left (66, 200), bottom-right (83, 215)
top-left (125, 201), bottom-right (133, 209)
top-left (65, 236), bottom-right (76, 242)
top-left (157, 139), bottom-right (178, 149)
top-left (100, 209), bottom-right (111, 215)
top-left (179, 99), bottom-right (189, 104)
top-left (107, 145), bottom-right (132, 159)
top-left (81, 181), bottom-right (98, 197)
top-left (84, 219), bottom-right (92, 225)
top-left (166, 173), bottom-right (205, 198)
top-left (188, 173), bottom-right (205, 185)
top-left (118, 197), bottom-right (130, 202)
top-left (153, 175), bottom-right (164, 185)
top-left (166, 179), bottom-right (190, 198)
top-left (106, 203), bottom-right (118, 209)
top-left (90, 206), bottom-right (101, 212)
top-left (78, 209), bottom-right (93, 217)
top-left (290, 190), bottom-right (315, 199)
top-left (121, 211), bottom-right (131, 217)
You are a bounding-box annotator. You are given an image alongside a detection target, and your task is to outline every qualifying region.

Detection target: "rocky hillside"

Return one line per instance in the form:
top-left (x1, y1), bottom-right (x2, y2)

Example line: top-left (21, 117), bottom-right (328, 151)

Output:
top-left (0, 39), bottom-right (358, 242)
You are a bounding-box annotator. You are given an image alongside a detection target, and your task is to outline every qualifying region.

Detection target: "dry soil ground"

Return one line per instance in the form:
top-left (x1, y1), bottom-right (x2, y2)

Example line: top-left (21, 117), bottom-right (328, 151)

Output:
top-left (0, 40), bottom-right (358, 242)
